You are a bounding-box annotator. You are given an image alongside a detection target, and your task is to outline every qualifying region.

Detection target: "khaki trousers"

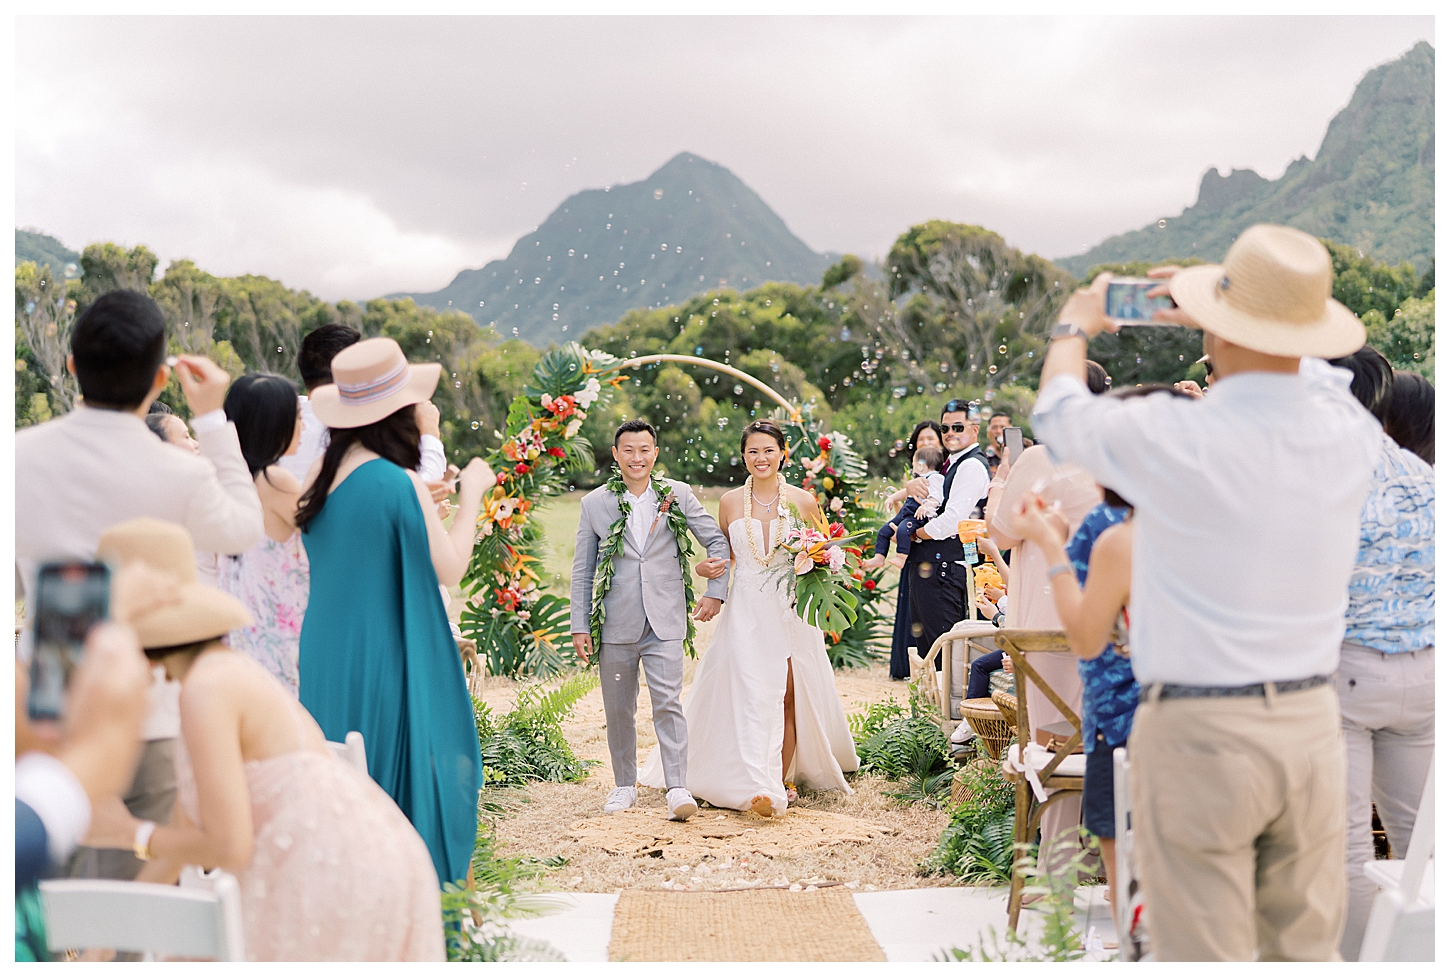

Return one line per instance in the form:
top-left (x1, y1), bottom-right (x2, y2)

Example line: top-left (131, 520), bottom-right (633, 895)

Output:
top-left (1128, 684), bottom-right (1346, 961)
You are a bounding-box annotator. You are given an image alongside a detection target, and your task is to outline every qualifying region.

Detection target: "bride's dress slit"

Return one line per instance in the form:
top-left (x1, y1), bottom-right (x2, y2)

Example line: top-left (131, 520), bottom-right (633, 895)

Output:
top-left (641, 516), bottom-right (859, 814)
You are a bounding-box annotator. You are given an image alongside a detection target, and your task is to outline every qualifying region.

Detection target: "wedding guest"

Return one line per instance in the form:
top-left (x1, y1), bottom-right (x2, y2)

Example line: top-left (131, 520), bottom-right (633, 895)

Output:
top-left (215, 373), bottom-right (310, 697)
top-left (983, 411), bottom-right (1012, 475)
top-left (906, 400), bottom-right (993, 671)
top-left (14, 289), bottom-right (263, 884)
top-left (1324, 347), bottom-right (1435, 960)
top-left (983, 438), bottom-right (1101, 871)
top-left (1033, 225), bottom-right (1379, 960)
top-left (294, 337), bottom-right (494, 887)
top-left (874, 419), bottom-right (943, 680)
top-left (1384, 369), bottom-right (1433, 465)
top-left (86, 519), bottom-right (444, 961)
top-left (279, 324), bottom-right (448, 484)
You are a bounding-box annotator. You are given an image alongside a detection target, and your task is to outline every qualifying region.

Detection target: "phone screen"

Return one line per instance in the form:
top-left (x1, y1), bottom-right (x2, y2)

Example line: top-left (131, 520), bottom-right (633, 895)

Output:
top-left (1105, 279), bottom-right (1176, 324)
top-left (29, 562), bottom-right (111, 721)
top-left (1005, 427), bottom-right (1024, 461)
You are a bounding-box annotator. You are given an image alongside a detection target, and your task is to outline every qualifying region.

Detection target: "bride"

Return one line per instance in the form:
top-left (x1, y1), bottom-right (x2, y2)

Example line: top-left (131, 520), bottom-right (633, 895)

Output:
top-left (640, 420), bottom-right (859, 816)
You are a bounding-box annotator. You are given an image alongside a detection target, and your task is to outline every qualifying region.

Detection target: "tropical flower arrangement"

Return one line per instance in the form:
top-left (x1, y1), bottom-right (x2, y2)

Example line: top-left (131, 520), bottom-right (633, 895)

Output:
top-left (771, 406), bottom-right (893, 668)
top-left (458, 343), bottom-right (623, 678)
top-left (771, 507), bottom-right (874, 634)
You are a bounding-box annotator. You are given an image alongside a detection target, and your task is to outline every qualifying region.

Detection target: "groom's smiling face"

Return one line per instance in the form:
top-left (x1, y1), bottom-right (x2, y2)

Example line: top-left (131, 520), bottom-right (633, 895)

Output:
top-left (612, 430), bottom-right (659, 483)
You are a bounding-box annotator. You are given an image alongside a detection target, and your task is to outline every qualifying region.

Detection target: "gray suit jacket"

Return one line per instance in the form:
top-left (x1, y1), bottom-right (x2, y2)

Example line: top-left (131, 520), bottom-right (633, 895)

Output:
top-left (570, 478), bottom-right (730, 644)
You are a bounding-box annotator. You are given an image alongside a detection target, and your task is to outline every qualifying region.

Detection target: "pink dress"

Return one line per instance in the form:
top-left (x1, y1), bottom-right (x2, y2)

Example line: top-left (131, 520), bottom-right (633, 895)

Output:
top-left (216, 533), bottom-right (309, 696)
top-left (175, 701), bottom-right (444, 961)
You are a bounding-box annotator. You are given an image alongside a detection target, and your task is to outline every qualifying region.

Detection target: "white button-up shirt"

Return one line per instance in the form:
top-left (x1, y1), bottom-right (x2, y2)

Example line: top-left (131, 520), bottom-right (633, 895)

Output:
top-left (1031, 360), bottom-right (1380, 687)
top-left (623, 484), bottom-right (658, 552)
top-left (919, 448), bottom-right (992, 539)
top-left (278, 395), bottom-right (449, 483)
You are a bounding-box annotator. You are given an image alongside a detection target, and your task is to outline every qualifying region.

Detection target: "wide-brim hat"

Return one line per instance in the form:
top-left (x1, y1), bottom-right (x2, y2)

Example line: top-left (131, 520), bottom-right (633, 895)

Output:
top-left (1168, 224), bottom-right (1364, 359)
top-left (96, 518), bottom-right (252, 650)
top-left (310, 337), bottom-right (442, 429)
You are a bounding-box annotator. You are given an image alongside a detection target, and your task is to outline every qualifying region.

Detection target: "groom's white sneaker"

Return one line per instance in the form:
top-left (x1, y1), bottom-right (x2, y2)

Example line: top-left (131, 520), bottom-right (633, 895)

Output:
top-left (666, 788), bottom-right (698, 822)
top-left (603, 786), bottom-right (637, 813)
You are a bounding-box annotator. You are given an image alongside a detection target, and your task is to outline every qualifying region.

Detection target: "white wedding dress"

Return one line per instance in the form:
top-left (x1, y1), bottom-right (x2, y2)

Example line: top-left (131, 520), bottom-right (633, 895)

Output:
top-left (640, 516), bottom-right (859, 815)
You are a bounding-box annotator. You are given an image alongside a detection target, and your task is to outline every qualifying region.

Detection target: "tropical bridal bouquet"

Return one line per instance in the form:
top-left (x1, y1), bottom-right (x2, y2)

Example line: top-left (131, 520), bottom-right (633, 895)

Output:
top-left (772, 505), bottom-right (873, 634)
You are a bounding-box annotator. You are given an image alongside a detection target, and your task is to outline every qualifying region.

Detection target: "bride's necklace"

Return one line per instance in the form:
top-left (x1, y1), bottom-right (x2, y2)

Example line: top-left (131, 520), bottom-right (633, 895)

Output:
top-left (742, 475), bottom-right (789, 566)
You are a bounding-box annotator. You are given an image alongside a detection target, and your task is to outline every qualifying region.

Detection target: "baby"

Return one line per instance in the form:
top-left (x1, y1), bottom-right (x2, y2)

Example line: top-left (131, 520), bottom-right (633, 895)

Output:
top-left (867, 444), bottom-right (946, 570)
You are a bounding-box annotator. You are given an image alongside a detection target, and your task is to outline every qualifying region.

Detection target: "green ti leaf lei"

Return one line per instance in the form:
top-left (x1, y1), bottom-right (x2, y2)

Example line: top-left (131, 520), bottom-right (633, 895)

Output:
top-left (587, 467), bottom-right (699, 665)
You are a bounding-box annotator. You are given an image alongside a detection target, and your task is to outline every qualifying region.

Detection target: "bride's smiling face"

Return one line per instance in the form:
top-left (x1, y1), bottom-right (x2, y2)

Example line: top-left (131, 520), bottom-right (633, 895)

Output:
top-left (743, 433), bottom-right (785, 479)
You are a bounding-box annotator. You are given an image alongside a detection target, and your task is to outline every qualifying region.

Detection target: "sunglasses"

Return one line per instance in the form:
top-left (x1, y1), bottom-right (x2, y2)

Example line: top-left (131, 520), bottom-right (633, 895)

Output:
top-left (943, 423), bottom-right (972, 433)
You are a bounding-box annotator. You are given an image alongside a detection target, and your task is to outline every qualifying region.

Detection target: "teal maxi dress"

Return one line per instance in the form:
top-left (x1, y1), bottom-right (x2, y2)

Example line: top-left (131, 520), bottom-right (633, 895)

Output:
top-left (298, 458), bottom-right (482, 887)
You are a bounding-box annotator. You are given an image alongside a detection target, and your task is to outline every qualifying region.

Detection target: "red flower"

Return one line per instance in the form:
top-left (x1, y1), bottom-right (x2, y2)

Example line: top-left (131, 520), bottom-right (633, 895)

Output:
top-left (824, 467), bottom-right (837, 477)
top-left (514, 463), bottom-right (530, 474)
top-left (827, 522), bottom-right (846, 538)
top-left (817, 436), bottom-right (832, 451)
top-left (863, 579), bottom-right (877, 590)
top-left (547, 446), bottom-right (567, 458)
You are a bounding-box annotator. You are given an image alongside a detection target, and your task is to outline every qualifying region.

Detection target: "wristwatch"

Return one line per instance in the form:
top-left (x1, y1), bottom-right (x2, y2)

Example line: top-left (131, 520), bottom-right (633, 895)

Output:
top-left (134, 820), bottom-right (157, 862)
top-left (1050, 321), bottom-right (1090, 344)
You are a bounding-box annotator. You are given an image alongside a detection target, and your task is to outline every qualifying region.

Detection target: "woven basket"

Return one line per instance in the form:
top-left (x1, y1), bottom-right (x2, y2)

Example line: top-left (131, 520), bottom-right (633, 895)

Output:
top-left (991, 689), bottom-right (1019, 731)
top-left (959, 697), bottom-right (1013, 761)
top-left (950, 756), bottom-right (1002, 807)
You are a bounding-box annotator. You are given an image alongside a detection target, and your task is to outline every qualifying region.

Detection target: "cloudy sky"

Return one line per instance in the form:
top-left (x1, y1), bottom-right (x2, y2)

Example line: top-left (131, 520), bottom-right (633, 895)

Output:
top-left (15, 15), bottom-right (1433, 301)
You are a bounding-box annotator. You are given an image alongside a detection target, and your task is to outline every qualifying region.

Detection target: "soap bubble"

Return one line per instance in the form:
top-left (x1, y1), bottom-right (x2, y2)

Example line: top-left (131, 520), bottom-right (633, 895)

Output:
top-left (998, 345), bottom-right (1008, 354)
top-left (471, 421), bottom-right (480, 430)
top-left (1158, 219), bottom-right (1167, 228)
top-left (733, 384), bottom-right (744, 395)
top-left (988, 365), bottom-right (998, 374)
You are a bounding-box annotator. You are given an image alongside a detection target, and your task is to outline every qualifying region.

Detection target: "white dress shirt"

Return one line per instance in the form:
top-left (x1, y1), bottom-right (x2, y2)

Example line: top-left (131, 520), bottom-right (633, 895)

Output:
top-left (278, 395), bottom-right (448, 483)
top-left (623, 484), bottom-right (658, 552)
top-left (15, 405), bottom-right (265, 739)
top-left (1031, 360), bottom-right (1381, 687)
top-left (15, 752), bottom-right (92, 867)
top-left (919, 448), bottom-right (992, 539)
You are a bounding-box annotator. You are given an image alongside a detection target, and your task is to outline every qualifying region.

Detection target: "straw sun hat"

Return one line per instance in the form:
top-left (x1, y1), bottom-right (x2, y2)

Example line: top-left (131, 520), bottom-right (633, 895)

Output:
top-left (96, 519), bottom-right (252, 650)
top-left (1168, 224), bottom-right (1365, 358)
top-left (310, 337), bottom-right (442, 429)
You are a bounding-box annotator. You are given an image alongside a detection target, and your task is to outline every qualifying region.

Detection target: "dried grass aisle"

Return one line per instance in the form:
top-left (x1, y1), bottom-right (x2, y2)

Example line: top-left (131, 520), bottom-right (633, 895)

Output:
top-left (475, 616), bottom-right (954, 896)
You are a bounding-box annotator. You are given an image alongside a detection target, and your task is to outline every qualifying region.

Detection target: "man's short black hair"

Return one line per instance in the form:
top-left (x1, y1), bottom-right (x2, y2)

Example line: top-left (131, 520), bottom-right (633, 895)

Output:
top-left (940, 399), bottom-right (978, 423)
top-left (988, 411), bottom-right (1011, 422)
top-left (614, 419), bottom-right (658, 446)
top-left (1329, 345), bottom-right (1393, 424)
top-left (70, 290), bottom-right (168, 410)
top-left (297, 324), bottom-right (362, 390)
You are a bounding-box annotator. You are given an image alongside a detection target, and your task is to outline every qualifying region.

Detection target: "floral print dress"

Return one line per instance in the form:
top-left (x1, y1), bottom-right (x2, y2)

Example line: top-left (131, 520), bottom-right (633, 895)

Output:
top-left (217, 533), bottom-right (310, 697)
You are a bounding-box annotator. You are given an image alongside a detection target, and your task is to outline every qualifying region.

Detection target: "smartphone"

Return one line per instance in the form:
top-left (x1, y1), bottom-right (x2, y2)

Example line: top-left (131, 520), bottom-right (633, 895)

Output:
top-left (28, 561), bottom-right (111, 721)
top-left (1105, 277), bottom-right (1177, 325)
top-left (1004, 427), bottom-right (1024, 461)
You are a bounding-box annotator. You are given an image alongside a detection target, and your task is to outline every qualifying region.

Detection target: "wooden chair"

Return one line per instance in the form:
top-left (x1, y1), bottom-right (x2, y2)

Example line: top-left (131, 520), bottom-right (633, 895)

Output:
top-left (1359, 755), bottom-right (1434, 962)
top-left (328, 730), bottom-right (369, 778)
top-left (995, 628), bottom-right (1085, 932)
top-left (41, 872), bottom-right (246, 961)
top-left (917, 621), bottom-right (1001, 734)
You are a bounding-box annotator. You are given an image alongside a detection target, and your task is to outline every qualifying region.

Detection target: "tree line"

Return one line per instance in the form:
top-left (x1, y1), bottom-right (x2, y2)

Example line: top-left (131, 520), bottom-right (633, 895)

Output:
top-left (16, 224), bottom-right (1434, 486)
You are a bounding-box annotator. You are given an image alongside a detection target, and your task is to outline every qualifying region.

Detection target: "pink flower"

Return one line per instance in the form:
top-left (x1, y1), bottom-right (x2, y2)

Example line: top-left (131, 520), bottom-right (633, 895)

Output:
top-left (827, 546), bottom-right (846, 572)
top-left (794, 551), bottom-right (815, 575)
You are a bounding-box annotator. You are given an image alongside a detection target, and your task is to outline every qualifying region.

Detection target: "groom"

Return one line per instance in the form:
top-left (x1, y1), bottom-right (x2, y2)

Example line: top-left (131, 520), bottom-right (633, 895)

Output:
top-left (571, 419), bottom-right (731, 821)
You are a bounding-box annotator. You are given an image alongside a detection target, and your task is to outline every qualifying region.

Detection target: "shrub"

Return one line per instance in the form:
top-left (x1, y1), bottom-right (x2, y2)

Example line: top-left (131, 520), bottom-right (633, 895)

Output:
top-left (474, 673), bottom-right (599, 787)
top-left (441, 824), bottom-right (566, 962)
top-left (850, 683), bottom-right (953, 806)
top-left (922, 758), bottom-right (1017, 884)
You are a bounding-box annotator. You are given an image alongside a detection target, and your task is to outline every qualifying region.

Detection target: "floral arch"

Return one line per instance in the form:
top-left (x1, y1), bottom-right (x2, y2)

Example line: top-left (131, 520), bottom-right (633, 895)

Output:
top-left (458, 342), bottom-right (890, 678)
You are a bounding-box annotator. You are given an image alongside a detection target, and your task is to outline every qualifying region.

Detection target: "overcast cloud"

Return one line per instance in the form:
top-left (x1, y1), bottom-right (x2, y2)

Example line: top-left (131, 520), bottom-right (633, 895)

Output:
top-left (15, 15), bottom-right (1433, 301)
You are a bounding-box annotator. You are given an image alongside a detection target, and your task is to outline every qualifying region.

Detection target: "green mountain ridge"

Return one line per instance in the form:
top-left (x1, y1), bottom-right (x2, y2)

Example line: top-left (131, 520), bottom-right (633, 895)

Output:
top-left (16, 229), bottom-right (81, 276)
top-left (392, 152), bottom-right (833, 346)
top-left (1057, 41), bottom-right (1434, 277)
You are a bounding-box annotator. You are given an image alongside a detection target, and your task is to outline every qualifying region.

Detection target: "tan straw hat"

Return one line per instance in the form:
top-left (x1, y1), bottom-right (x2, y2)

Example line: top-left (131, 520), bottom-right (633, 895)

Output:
top-left (96, 518), bottom-right (252, 649)
top-left (309, 337), bottom-right (442, 429)
top-left (1168, 224), bottom-right (1365, 358)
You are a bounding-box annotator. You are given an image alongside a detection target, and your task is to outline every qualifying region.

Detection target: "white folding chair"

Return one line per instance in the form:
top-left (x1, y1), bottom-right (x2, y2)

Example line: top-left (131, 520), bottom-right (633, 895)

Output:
top-left (1358, 756), bottom-right (1434, 962)
top-left (41, 872), bottom-right (246, 961)
top-left (1112, 746), bottom-right (1147, 961)
top-left (328, 729), bottom-right (369, 777)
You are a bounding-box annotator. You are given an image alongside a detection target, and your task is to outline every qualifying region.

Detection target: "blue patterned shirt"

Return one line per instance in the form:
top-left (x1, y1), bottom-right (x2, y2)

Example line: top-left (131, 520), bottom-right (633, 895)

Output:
top-left (1065, 503), bottom-right (1138, 751)
top-left (1344, 434), bottom-right (1435, 653)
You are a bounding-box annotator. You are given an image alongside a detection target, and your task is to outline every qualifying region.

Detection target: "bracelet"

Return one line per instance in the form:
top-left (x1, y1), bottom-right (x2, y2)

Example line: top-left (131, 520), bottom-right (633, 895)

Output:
top-left (133, 820), bottom-right (157, 862)
top-left (992, 611), bottom-right (1005, 627)
top-left (1045, 563), bottom-right (1075, 580)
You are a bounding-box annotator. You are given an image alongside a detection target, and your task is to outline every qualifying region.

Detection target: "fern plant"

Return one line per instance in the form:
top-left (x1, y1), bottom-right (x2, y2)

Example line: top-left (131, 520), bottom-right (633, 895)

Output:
top-left (922, 757), bottom-right (1018, 884)
top-left (441, 824), bottom-right (566, 962)
top-left (936, 841), bottom-right (1094, 962)
top-left (473, 673), bottom-right (599, 788)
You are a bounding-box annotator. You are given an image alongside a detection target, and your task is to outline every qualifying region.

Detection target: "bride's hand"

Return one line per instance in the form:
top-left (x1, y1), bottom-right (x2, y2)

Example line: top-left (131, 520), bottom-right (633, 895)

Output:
top-left (694, 557), bottom-right (729, 580)
top-left (692, 597), bottom-right (723, 622)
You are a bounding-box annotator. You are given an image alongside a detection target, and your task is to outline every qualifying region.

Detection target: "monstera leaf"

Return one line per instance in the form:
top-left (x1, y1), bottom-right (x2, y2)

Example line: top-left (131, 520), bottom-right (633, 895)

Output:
top-left (796, 572), bottom-right (860, 633)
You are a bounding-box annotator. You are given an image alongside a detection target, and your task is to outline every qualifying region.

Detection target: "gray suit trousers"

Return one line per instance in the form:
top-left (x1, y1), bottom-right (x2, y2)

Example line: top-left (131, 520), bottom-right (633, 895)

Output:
top-left (600, 622), bottom-right (687, 790)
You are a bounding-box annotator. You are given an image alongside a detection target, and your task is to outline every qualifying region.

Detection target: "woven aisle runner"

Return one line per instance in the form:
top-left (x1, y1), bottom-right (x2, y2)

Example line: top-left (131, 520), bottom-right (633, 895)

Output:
top-left (608, 888), bottom-right (887, 962)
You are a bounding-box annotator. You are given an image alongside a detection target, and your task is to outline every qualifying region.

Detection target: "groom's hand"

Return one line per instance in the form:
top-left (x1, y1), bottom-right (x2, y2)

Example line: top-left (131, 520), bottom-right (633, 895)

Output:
top-left (692, 597), bottom-right (722, 622)
top-left (572, 632), bottom-right (592, 662)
